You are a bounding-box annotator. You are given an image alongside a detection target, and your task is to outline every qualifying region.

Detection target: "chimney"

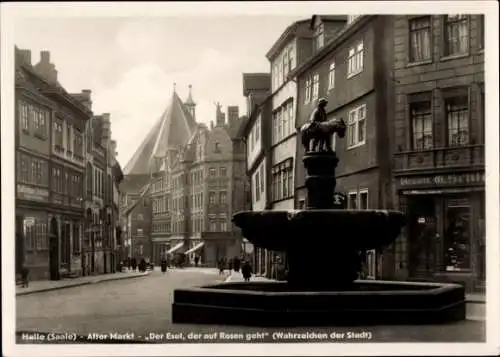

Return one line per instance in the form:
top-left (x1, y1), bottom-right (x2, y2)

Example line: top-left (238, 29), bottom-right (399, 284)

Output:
top-left (210, 121), bottom-right (214, 130)
top-left (34, 50), bottom-right (58, 84)
top-left (17, 49), bottom-right (32, 66)
top-left (72, 89), bottom-right (93, 110)
top-left (227, 106), bottom-right (239, 128)
top-left (101, 113), bottom-right (111, 143)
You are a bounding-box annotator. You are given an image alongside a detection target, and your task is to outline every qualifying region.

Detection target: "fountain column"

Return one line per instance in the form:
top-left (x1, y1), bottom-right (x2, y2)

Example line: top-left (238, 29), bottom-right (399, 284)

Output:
top-left (286, 150), bottom-right (362, 290)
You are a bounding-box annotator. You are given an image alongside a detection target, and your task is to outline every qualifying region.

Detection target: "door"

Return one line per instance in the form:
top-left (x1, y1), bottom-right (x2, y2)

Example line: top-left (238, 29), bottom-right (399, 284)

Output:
top-left (443, 198), bottom-right (471, 272)
top-left (408, 197), bottom-right (437, 278)
top-left (49, 218), bottom-right (60, 280)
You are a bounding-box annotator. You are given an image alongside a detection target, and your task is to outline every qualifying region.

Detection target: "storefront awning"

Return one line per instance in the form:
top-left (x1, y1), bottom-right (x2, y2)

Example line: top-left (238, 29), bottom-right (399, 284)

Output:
top-left (185, 242), bottom-right (205, 255)
top-left (167, 242), bottom-right (184, 254)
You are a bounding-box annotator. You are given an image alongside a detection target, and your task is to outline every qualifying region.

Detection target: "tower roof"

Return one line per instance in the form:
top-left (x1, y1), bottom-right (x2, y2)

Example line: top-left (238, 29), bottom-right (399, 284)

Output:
top-left (185, 84), bottom-right (196, 106)
top-left (123, 90), bottom-right (197, 175)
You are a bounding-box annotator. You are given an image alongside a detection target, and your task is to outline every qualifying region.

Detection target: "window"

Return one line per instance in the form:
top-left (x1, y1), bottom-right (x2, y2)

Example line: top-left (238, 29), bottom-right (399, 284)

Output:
top-left (209, 191), bottom-right (216, 204)
top-left (74, 130), bottom-right (83, 158)
top-left (210, 220), bottom-right (217, 232)
top-left (219, 191), bottom-right (227, 204)
top-left (273, 64), bottom-right (279, 90)
top-left (52, 167), bottom-right (63, 193)
top-left (287, 47), bottom-right (295, 72)
top-left (347, 41), bottom-right (364, 77)
top-left (254, 172), bottom-right (261, 202)
top-left (259, 164), bottom-right (265, 193)
top-left (446, 95), bottom-right (469, 146)
top-left (54, 120), bottom-right (64, 150)
top-left (409, 16), bottom-right (432, 62)
top-left (444, 200), bottom-right (471, 271)
top-left (24, 217), bottom-right (48, 251)
top-left (209, 168), bottom-right (216, 177)
top-left (312, 74), bottom-right (320, 101)
top-left (214, 142), bottom-right (221, 153)
top-left (478, 15), bottom-right (484, 50)
top-left (410, 96), bottom-right (433, 150)
top-left (18, 154), bottom-right (29, 183)
top-left (137, 228), bottom-right (143, 236)
top-left (298, 199), bottom-right (306, 209)
top-left (255, 117), bottom-right (260, 142)
top-left (347, 15), bottom-right (361, 25)
top-left (220, 220), bottom-right (228, 232)
top-left (359, 190), bottom-right (368, 210)
top-left (348, 192), bottom-right (358, 209)
top-left (314, 24), bottom-right (324, 53)
top-left (66, 125), bottom-right (72, 152)
top-left (328, 62), bottom-right (336, 90)
top-left (271, 159), bottom-right (293, 201)
top-left (19, 101), bottom-right (29, 132)
top-left (305, 77), bottom-right (312, 103)
top-left (444, 15), bottom-right (469, 56)
top-left (347, 104), bottom-right (367, 148)
top-left (288, 101), bottom-right (294, 130)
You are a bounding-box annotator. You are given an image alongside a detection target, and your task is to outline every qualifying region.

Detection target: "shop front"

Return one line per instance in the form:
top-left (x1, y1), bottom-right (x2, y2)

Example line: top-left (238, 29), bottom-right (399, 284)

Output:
top-left (395, 171), bottom-right (485, 292)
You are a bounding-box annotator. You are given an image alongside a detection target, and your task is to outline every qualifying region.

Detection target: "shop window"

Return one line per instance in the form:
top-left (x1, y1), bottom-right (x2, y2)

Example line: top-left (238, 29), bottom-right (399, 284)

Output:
top-left (443, 200), bottom-right (471, 271)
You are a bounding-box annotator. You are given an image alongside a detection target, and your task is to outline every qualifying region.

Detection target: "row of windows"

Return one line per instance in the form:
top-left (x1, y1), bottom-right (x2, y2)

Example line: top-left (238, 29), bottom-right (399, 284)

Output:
top-left (253, 164), bottom-right (265, 202)
top-left (208, 166), bottom-right (227, 177)
top-left (52, 166), bottom-right (83, 197)
top-left (189, 171), bottom-right (203, 185)
top-left (19, 101), bottom-right (50, 138)
top-left (92, 167), bottom-right (104, 198)
top-left (272, 44), bottom-right (295, 91)
top-left (304, 39), bottom-right (363, 104)
top-left (272, 100), bottom-right (295, 144)
top-left (209, 219), bottom-right (229, 232)
top-left (408, 15), bottom-right (484, 64)
top-left (152, 223), bottom-right (171, 233)
top-left (208, 191), bottom-right (227, 205)
top-left (18, 154), bottom-right (49, 187)
top-left (191, 193), bottom-right (204, 209)
top-left (271, 160), bottom-right (294, 202)
top-left (191, 216), bottom-right (205, 233)
top-left (408, 87), bottom-right (482, 150)
top-left (347, 189), bottom-right (369, 210)
top-left (152, 197), bottom-right (169, 213)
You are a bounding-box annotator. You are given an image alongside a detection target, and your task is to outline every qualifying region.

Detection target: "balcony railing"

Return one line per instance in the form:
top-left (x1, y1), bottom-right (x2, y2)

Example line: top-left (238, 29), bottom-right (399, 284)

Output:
top-left (393, 144), bottom-right (484, 172)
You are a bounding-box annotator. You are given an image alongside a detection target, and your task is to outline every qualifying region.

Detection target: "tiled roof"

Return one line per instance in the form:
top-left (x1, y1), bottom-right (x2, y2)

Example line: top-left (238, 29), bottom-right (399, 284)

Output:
top-left (123, 91), bottom-right (197, 175)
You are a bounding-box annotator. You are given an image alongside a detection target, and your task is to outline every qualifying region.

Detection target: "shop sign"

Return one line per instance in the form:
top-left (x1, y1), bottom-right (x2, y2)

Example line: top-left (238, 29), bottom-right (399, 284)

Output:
top-left (400, 172), bottom-right (485, 188)
top-left (17, 184), bottom-right (49, 202)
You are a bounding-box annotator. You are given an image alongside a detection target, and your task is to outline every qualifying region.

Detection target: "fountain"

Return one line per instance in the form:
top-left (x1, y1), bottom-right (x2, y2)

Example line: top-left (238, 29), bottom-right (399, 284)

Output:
top-left (172, 102), bottom-right (466, 326)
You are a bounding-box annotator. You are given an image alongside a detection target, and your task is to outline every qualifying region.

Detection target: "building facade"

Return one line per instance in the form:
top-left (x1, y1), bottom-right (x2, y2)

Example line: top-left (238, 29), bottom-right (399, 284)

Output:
top-left (391, 15), bottom-right (485, 292)
top-left (240, 73), bottom-right (272, 275)
top-left (292, 15), bottom-right (396, 279)
top-left (121, 86), bottom-right (247, 267)
top-left (15, 48), bottom-right (92, 280)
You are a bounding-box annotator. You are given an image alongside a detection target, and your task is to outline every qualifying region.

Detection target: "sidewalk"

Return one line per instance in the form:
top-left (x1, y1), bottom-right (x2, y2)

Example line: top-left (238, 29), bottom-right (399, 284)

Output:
top-left (16, 270), bottom-right (150, 296)
top-left (224, 271), bottom-right (270, 283)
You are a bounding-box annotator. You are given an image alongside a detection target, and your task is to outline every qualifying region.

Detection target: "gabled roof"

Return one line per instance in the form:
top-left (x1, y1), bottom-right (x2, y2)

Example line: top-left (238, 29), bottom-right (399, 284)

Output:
top-left (123, 91), bottom-right (197, 175)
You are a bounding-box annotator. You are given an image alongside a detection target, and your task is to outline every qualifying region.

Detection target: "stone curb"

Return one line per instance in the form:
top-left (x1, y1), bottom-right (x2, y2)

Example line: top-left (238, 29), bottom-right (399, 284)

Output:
top-left (16, 272), bottom-right (150, 296)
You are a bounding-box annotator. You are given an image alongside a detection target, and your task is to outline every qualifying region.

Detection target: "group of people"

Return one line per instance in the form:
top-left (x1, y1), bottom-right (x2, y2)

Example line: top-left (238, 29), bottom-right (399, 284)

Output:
top-left (218, 256), bottom-right (253, 282)
top-left (123, 257), bottom-right (149, 273)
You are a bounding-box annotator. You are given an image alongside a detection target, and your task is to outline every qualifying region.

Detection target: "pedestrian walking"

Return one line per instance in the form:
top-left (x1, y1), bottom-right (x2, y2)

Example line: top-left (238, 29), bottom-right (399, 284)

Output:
top-left (194, 256), bottom-right (200, 267)
top-left (139, 258), bottom-right (146, 273)
top-left (161, 257), bottom-right (168, 274)
top-left (218, 258), bottom-right (225, 275)
top-left (131, 257), bottom-right (137, 271)
top-left (127, 257), bottom-right (131, 271)
top-left (242, 260), bottom-right (252, 282)
top-left (20, 266), bottom-right (30, 288)
top-left (233, 256), bottom-right (241, 272)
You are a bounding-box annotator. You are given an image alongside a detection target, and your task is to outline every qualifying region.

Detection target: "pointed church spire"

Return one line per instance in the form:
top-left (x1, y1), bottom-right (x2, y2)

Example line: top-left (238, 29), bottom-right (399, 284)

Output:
top-left (185, 84), bottom-right (196, 106)
top-left (185, 84), bottom-right (196, 120)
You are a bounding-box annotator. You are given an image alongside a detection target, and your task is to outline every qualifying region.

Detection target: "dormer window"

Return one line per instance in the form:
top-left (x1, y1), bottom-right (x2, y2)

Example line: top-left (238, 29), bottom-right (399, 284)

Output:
top-left (214, 142), bottom-right (221, 153)
top-left (314, 23), bottom-right (324, 53)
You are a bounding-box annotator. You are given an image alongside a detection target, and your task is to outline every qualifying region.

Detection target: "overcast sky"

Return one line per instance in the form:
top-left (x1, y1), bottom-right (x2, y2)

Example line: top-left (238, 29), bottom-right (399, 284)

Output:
top-left (14, 15), bottom-right (306, 167)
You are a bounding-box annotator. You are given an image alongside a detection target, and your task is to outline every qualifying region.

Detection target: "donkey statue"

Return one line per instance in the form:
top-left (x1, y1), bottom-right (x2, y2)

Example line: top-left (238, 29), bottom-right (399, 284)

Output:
top-left (299, 117), bottom-right (347, 153)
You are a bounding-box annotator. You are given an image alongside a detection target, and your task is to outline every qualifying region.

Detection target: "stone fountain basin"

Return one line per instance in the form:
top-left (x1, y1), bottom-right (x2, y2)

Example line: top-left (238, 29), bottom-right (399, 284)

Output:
top-left (232, 209), bottom-right (406, 252)
top-left (172, 280), bottom-right (466, 326)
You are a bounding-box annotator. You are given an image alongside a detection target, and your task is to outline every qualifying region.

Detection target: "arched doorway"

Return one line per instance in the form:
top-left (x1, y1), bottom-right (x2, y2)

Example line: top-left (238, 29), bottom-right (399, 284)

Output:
top-left (49, 217), bottom-right (60, 281)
